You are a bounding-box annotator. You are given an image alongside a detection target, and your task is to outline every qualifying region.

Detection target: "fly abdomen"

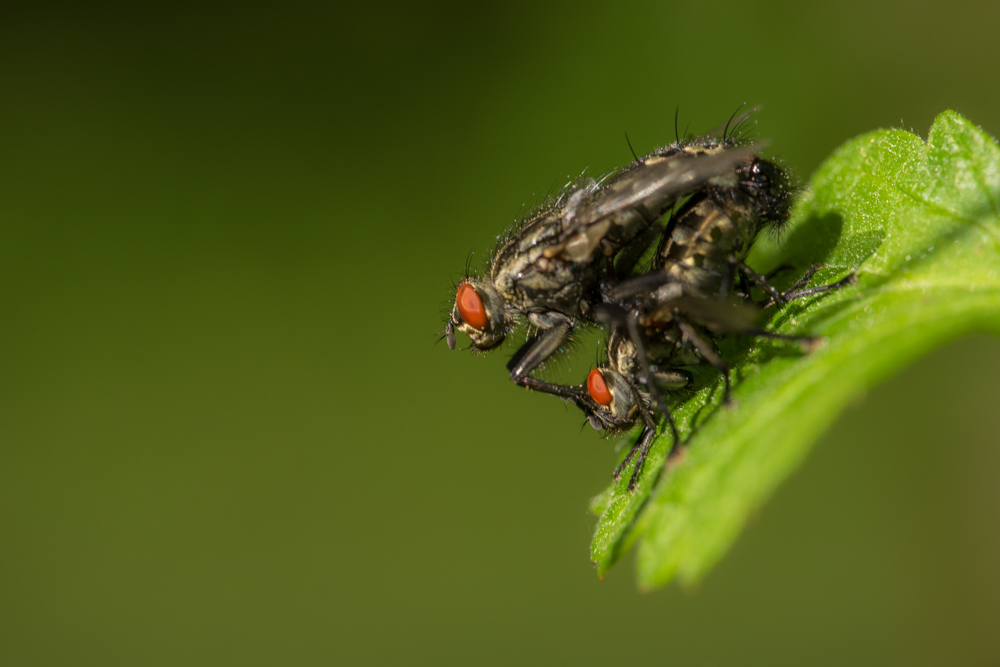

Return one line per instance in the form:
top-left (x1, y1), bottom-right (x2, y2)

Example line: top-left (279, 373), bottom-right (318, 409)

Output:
top-left (654, 157), bottom-right (792, 295)
top-left (656, 193), bottom-right (751, 294)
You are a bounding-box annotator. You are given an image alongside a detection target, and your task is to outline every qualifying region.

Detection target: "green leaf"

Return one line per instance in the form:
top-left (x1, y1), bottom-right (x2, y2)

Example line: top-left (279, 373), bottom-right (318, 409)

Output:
top-left (591, 110), bottom-right (1000, 590)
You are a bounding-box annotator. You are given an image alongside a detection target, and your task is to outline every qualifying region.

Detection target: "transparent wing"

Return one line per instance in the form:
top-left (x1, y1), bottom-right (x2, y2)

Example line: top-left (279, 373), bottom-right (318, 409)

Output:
top-left (539, 142), bottom-right (769, 263)
top-left (573, 143), bottom-right (765, 229)
top-left (645, 289), bottom-right (761, 334)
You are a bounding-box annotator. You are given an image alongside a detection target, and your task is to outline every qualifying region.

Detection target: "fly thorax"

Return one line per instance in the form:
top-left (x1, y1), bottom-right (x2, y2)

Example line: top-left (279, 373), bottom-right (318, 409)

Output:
top-left (607, 332), bottom-right (637, 377)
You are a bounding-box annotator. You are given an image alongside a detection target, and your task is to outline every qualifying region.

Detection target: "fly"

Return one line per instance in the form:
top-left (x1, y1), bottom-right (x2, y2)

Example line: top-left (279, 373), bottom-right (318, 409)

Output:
top-left (444, 133), bottom-right (762, 390)
top-left (523, 139), bottom-right (856, 489)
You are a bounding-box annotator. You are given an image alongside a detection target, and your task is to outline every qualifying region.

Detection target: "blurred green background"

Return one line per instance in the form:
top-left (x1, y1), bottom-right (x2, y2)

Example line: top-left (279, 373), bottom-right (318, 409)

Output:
top-left (1, 1), bottom-right (999, 664)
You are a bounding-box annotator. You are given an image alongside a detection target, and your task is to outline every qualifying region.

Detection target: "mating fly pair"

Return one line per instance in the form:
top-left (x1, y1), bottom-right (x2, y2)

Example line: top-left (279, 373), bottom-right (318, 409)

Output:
top-left (444, 118), bottom-right (855, 489)
top-left (526, 199), bottom-right (855, 489)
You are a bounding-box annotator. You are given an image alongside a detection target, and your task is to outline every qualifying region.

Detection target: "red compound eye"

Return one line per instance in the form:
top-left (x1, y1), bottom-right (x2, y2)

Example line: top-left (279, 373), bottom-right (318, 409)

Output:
top-left (587, 369), bottom-right (613, 406)
top-left (456, 283), bottom-right (488, 331)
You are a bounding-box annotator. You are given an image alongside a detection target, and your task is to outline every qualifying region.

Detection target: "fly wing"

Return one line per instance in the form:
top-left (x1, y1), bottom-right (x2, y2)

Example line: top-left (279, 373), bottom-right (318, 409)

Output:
top-left (645, 287), bottom-right (761, 333)
top-left (579, 143), bottom-right (764, 226)
top-left (547, 143), bottom-right (766, 262)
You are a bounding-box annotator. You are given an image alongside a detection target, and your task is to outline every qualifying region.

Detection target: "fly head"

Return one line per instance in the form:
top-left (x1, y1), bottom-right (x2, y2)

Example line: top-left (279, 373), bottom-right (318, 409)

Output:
top-left (738, 157), bottom-right (794, 233)
top-left (582, 367), bottom-right (641, 433)
top-left (447, 277), bottom-right (509, 351)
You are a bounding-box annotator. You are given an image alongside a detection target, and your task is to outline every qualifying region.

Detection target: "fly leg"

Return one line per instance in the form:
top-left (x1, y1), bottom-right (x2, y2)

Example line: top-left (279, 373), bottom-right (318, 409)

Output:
top-left (625, 311), bottom-right (681, 453)
top-left (592, 303), bottom-right (681, 454)
top-left (737, 264), bottom-right (793, 300)
top-left (622, 372), bottom-right (690, 491)
top-left (624, 426), bottom-right (658, 492)
top-left (613, 383), bottom-right (658, 487)
top-left (673, 312), bottom-right (733, 405)
top-left (778, 271), bottom-right (858, 305)
top-left (612, 430), bottom-right (646, 482)
top-left (732, 260), bottom-right (791, 305)
top-left (734, 260), bottom-right (857, 307)
top-left (525, 364), bottom-right (665, 492)
top-left (726, 259), bottom-right (798, 301)
top-left (518, 375), bottom-right (587, 402)
top-left (625, 380), bottom-right (658, 491)
top-left (507, 315), bottom-right (573, 385)
top-left (785, 263), bottom-right (824, 290)
top-left (520, 375), bottom-right (617, 432)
